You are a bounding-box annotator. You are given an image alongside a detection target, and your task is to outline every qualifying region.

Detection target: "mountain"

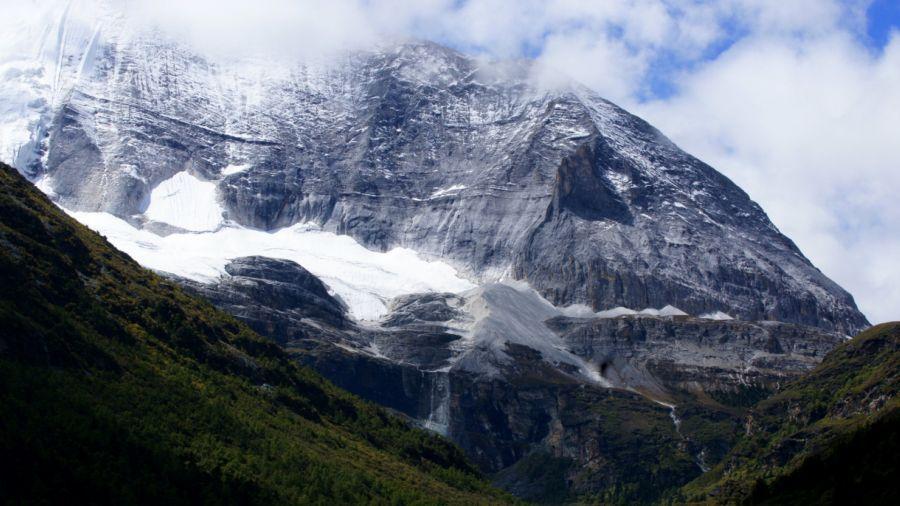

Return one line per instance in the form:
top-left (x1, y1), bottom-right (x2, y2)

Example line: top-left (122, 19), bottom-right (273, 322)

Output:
top-left (0, 163), bottom-right (511, 504)
top-left (0, 2), bottom-right (878, 502)
top-left (4, 3), bottom-right (866, 334)
top-left (681, 322), bottom-right (899, 504)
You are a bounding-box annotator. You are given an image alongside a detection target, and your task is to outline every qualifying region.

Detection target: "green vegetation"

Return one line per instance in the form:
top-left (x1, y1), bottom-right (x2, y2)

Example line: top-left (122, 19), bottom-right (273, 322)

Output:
top-left (490, 376), bottom-right (700, 505)
top-left (0, 163), bottom-right (513, 505)
top-left (681, 322), bottom-right (900, 504)
top-left (575, 389), bottom-right (699, 505)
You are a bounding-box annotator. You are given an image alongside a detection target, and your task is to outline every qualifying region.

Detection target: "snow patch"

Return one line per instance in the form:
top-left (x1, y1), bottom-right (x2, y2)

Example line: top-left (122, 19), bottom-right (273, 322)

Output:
top-left (559, 304), bottom-right (638, 318)
top-left (221, 164), bottom-right (250, 176)
top-left (121, 164), bottom-right (146, 182)
top-left (428, 184), bottom-right (466, 199)
top-left (144, 171), bottom-right (224, 232)
top-left (605, 171), bottom-right (632, 194)
top-left (560, 303), bottom-right (686, 318)
top-left (66, 210), bottom-right (474, 321)
top-left (640, 305), bottom-right (688, 317)
top-left (699, 311), bottom-right (734, 321)
top-left (0, 60), bottom-right (49, 171)
top-left (34, 174), bottom-right (56, 197)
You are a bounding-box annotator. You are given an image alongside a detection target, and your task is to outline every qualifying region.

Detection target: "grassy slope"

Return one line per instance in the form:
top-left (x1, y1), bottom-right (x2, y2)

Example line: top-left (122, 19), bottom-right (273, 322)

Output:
top-left (681, 322), bottom-right (900, 504)
top-left (0, 163), bottom-right (512, 505)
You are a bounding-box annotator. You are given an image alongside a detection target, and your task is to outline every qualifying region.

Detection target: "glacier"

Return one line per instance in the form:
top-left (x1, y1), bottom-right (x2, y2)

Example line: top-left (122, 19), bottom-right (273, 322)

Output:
top-left (144, 171), bottom-right (225, 232)
top-left (69, 209), bottom-right (475, 321)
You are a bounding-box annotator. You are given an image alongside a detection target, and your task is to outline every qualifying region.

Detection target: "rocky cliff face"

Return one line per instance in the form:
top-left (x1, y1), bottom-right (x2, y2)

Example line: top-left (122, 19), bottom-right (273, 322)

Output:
top-left (681, 322), bottom-right (899, 504)
top-left (3, 4), bottom-right (867, 334)
top-left (172, 256), bottom-right (350, 343)
top-left (549, 315), bottom-right (842, 397)
top-left (177, 256), bottom-right (845, 501)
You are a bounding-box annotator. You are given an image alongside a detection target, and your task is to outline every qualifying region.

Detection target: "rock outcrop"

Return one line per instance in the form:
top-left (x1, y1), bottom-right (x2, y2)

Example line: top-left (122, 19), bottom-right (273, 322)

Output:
top-left (172, 256), bottom-right (350, 344)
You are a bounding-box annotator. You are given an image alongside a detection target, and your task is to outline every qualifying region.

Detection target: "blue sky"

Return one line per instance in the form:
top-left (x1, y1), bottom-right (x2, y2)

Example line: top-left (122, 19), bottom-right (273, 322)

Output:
top-left (867, 0), bottom-right (900, 48)
top-left (642, 0), bottom-right (900, 99)
top-left (423, 0), bottom-right (900, 104)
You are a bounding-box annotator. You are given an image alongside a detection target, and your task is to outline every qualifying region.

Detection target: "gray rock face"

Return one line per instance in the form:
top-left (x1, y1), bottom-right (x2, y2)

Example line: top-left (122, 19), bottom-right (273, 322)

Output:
top-left (13, 13), bottom-right (867, 334)
top-left (171, 256), bottom-right (349, 345)
top-left (549, 316), bottom-right (843, 398)
top-left (173, 257), bottom-right (846, 500)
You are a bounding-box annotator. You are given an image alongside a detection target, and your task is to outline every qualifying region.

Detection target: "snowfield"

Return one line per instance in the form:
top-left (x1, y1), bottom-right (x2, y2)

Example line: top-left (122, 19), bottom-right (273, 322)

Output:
top-left (699, 311), bottom-right (735, 321)
top-left (69, 210), bottom-right (475, 321)
top-left (144, 171), bottom-right (225, 232)
top-left (69, 205), bottom-right (701, 329)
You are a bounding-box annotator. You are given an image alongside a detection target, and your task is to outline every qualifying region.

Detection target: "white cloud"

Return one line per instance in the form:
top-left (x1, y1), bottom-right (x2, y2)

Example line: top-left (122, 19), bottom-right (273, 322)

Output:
top-left (636, 29), bottom-right (900, 324)
top-left (537, 31), bottom-right (648, 103)
top-left (130, 0), bottom-right (381, 59)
